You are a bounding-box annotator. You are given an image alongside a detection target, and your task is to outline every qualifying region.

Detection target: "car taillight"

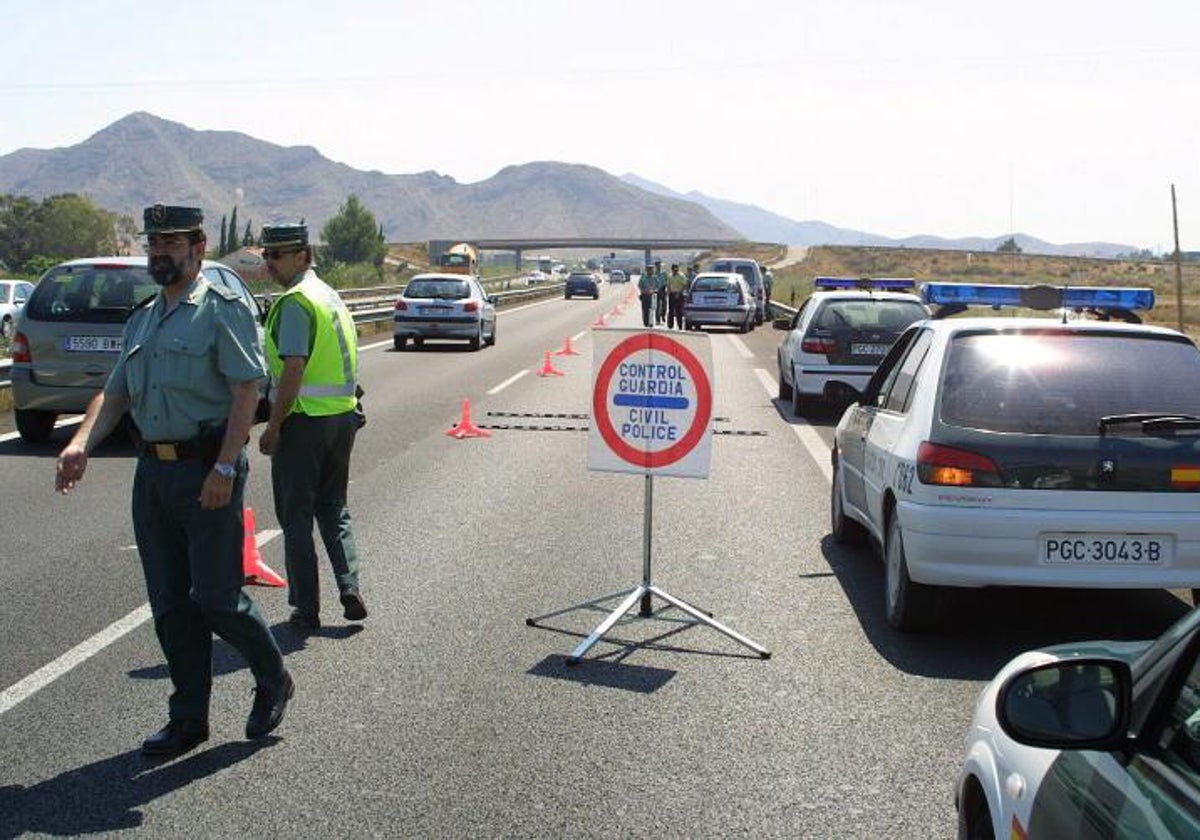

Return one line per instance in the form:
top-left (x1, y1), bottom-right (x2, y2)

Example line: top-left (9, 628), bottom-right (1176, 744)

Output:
top-left (10, 331), bottom-right (31, 363)
top-left (1171, 466), bottom-right (1200, 491)
top-left (917, 441), bottom-right (1002, 487)
top-left (801, 336), bottom-right (837, 354)
top-left (394, 300), bottom-right (407, 311)
top-left (462, 301), bottom-right (479, 312)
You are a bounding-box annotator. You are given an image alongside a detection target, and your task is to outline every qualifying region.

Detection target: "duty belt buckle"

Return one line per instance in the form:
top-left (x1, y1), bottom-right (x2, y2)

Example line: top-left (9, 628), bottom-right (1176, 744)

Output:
top-left (154, 443), bottom-right (178, 461)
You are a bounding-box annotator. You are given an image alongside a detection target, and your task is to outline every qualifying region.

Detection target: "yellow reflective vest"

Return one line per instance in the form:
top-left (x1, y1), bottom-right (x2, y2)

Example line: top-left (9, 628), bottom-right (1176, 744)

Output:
top-left (264, 270), bottom-right (358, 417)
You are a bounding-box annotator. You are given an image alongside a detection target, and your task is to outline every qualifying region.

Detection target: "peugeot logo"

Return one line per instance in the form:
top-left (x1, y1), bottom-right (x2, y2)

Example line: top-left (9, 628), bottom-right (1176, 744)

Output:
top-left (1099, 459), bottom-right (1116, 476)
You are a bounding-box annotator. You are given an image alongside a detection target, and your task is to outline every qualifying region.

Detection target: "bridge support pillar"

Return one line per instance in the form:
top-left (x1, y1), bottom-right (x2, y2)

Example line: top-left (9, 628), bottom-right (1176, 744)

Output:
top-left (514, 248), bottom-right (522, 272)
top-left (644, 248), bottom-right (652, 269)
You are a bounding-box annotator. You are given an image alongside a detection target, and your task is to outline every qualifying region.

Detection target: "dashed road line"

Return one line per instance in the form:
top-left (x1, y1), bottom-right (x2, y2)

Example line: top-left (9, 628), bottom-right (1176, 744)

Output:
top-left (488, 369), bottom-right (529, 395)
top-left (727, 334), bottom-right (754, 359)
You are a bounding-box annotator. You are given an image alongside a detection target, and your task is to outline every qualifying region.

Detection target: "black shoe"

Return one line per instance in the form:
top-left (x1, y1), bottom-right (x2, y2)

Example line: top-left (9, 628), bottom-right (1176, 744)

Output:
top-left (340, 592), bottom-right (368, 621)
top-left (246, 671), bottom-right (294, 739)
top-left (141, 720), bottom-right (209, 756)
top-left (288, 609), bottom-right (320, 629)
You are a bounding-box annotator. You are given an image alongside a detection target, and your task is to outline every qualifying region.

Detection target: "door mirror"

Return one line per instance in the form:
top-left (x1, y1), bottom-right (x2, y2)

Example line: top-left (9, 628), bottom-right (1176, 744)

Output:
top-left (997, 658), bottom-right (1131, 750)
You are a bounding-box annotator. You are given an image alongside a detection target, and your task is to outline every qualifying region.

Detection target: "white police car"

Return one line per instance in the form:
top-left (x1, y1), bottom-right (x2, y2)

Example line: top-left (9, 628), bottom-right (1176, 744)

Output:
top-left (775, 278), bottom-right (929, 416)
top-left (957, 603), bottom-right (1200, 839)
top-left (831, 282), bottom-right (1200, 630)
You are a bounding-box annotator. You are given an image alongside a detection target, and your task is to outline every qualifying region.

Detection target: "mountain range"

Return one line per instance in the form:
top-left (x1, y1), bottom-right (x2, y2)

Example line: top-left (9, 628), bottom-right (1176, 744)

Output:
top-left (0, 112), bottom-right (1134, 257)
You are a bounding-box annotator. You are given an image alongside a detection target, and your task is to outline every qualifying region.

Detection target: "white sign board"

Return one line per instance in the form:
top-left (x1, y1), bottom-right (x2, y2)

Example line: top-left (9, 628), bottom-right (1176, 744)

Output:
top-left (588, 328), bottom-right (713, 479)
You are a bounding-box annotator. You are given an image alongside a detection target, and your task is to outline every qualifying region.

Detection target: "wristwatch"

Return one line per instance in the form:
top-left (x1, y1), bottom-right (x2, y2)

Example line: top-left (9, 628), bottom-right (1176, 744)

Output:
top-left (212, 462), bottom-right (237, 479)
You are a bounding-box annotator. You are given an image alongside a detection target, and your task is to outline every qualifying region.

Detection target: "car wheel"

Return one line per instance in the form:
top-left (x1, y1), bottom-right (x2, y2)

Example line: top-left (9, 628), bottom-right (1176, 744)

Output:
top-left (778, 363), bottom-right (793, 401)
top-left (790, 366), bottom-right (806, 416)
top-left (486, 321), bottom-right (497, 346)
top-left (959, 782), bottom-right (996, 840)
top-left (564, 293), bottom-right (571, 299)
top-left (394, 336), bottom-right (407, 351)
top-left (593, 293), bottom-right (599, 300)
top-left (831, 461), bottom-right (866, 544)
top-left (469, 323), bottom-right (482, 351)
top-left (15, 408), bottom-right (57, 444)
top-left (885, 512), bottom-right (939, 631)
top-left (413, 337), bottom-right (424, 348)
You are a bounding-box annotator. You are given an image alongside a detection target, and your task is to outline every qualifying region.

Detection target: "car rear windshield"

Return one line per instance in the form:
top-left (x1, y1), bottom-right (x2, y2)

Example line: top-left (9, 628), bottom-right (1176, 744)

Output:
top-left (405, 279), bottom-right (469, 299)
top-left (712, 262), bottom-right (760, 290)
top-left (940, 331), bottom-right (1200, 435)
top-left (813, 299), bottom-right (927, 331)
top-left (25, 264), bottom-right (158, 322)
top-left (692, 277), bottom-right (736, 292)
top-left (567, 274), bottom-right (593, 282)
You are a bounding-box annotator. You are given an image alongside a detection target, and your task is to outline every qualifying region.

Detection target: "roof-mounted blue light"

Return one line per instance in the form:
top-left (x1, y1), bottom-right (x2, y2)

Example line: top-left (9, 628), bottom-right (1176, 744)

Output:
top-left (920, 282), bottom-right (1155, 311)
top-left (814, 277), bottom-right (916, 290)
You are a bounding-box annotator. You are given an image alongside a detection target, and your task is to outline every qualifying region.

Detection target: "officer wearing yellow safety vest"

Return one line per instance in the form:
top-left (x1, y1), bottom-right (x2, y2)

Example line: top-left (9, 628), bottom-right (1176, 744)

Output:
top-left (258, 223), bottom-right (368, 629)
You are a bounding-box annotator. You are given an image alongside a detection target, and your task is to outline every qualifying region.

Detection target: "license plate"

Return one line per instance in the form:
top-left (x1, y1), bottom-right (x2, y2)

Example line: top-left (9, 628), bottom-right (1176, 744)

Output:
top-left (851, 343), bottom-right (889, 356)
top-left (1041, 533), bottom-right (1172, 565)
top-left (701, 295), bottom-right (730, 305)
top-left (420, 306), bottom-right (451, 315)
top-left (64, 335), bottom-right (123, 353)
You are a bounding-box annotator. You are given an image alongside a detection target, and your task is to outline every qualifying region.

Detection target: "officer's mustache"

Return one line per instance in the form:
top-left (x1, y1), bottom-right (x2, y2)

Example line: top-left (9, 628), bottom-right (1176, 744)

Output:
top-left (149, 255), bottom-right (185, 286)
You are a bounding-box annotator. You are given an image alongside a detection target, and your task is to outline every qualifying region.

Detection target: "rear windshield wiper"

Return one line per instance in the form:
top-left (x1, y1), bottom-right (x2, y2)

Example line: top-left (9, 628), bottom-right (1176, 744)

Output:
top-left (1099, 413), bottom-right (1200, 435)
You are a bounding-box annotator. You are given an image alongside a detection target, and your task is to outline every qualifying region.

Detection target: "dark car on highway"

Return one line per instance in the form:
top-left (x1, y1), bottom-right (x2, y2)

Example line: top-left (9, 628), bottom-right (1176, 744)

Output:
top-left (564, 272), bottom-right (600, 300)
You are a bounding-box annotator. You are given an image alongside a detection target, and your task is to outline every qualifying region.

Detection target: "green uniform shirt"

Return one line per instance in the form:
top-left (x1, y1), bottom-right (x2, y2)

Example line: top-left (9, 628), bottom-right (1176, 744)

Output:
top-left (105, 275), bottom-right (266, 441)
top-left (638, 272), bottom-right (657, 294)
top-left (667, 271), bottom-right (689, 293)
top-left (272, 296), bottom-right (313, 358)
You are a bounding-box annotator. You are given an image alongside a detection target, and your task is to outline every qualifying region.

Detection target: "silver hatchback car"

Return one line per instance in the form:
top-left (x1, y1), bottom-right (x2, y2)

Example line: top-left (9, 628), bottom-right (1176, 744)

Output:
top-left (10, 256), bottom-right (262, 443)
top-left (684, 272), bottom-right (754, 332)
top-left (392, 273), bottom-right (497, 351)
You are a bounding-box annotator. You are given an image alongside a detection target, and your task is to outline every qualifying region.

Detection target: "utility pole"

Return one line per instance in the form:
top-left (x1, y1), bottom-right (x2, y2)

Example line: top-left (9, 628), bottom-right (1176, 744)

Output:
top-left (1172, 184), bottom-right (1184, 333)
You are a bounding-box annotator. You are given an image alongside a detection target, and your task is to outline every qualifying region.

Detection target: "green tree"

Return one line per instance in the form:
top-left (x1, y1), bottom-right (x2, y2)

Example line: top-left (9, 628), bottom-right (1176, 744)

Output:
top-left (227, 206), bottom-right (239, 255)
top-left (996, 237), bottom-right (1022, 254)
top-left (320, 195), bottom-right (386, 265)
top-left (243, 220), bottom-right (254, 247)
top-left (0, 193), bottom-right (117, 271)
top-left (0, 194), bottom-right (40, 269)
top-left (219, 215), bottom-right (228, 256)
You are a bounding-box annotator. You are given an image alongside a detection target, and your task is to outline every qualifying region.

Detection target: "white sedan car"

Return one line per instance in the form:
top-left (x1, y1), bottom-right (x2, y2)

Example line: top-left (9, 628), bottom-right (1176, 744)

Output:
top-left (776, 278), bottom-right (929, 416)
top-left (0, 279), bottom-right (34, 338)
top-left (957, 604), bottom-right (1200, 839)
top-left (831, 282), bottom-right (1200, 630)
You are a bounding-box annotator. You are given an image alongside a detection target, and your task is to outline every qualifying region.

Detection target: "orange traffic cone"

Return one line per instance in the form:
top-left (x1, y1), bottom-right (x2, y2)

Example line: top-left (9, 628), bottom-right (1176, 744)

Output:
top-left (243, 507), bottom-right (286, 587)
top-left (536, 350), bottom-right (565, 377)
top-left (445, 398), bottom-right (492, 438)
top-left (592, 312), bottom-right (608, 327)
top-left (554, 335), bottom-right (581, 356)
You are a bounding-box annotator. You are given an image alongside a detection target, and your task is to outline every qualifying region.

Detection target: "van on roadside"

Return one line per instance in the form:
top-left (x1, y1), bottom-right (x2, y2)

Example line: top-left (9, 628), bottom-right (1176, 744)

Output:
top-left (707, 258), bottom-right (766, 326)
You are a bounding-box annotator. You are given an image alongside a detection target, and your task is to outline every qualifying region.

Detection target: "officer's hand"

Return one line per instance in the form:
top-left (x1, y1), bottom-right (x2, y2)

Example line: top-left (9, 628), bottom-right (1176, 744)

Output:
top-left (199, 470), bottom-right (234, 510)
top-left (258, 425), bottom-right (279, 457)
top-left (56, 444), bottom-right (88, 494)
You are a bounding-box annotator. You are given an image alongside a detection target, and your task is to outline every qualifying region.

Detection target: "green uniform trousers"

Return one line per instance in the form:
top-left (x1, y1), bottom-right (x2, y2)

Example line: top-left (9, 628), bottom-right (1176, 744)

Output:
top-left (272, 411), bottom-right (362, 617)
top-left (133, 452), bottom-right (285, 724)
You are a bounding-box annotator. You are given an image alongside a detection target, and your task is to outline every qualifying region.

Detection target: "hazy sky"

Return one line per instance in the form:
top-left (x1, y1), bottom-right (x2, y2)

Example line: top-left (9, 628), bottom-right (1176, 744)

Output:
top-left (1, 0), bottom-right (1197, 249)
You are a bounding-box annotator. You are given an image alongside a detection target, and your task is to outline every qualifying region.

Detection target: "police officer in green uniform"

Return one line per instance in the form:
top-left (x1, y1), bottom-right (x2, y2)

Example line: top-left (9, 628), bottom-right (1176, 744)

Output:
top-left (55, 204), bottom-right (293, 756)
top-left (666, 263), bottom-right (689, 330)
top-left (653, 258), bottom-right (667, 325)
top-left (637, 264), bottom-right (656, 327)
top-left (257, 223), bottom-right (366, 629)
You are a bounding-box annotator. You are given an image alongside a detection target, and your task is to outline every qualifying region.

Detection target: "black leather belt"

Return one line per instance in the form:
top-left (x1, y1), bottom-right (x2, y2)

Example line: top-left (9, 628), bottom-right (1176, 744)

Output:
top-left (137, 438), bottom-right (207, 461)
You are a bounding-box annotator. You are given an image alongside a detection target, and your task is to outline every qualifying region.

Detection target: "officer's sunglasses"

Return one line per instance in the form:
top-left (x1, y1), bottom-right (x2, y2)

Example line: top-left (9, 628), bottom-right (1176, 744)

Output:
top-left (263, 248), bottom-right (301, 260)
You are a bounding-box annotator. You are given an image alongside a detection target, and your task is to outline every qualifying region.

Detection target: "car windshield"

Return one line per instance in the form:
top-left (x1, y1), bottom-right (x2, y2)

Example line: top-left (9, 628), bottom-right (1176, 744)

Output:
top-left (405, 279), bottom-right (470, 299)
top-left (815, 300), bottom-right (927, 331)
top-left (693, 277), bottom-right (735, 292)
top-left (940, 331), bottom-right (1200, 435)
top-left (25, 264), bottom-right (158, 322)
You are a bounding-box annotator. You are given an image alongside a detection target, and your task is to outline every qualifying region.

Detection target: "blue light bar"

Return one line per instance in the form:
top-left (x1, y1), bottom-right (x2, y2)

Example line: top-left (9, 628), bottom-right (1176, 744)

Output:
top-left (920, 282), bottom-right (1155, 311)
top-left (814, 277), bottom-right (916, 290)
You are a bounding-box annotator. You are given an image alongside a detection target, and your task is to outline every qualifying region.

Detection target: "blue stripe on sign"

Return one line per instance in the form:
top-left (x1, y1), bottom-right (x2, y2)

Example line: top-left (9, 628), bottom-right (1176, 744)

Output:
top-left (613, 395), bottom-right (690, 409)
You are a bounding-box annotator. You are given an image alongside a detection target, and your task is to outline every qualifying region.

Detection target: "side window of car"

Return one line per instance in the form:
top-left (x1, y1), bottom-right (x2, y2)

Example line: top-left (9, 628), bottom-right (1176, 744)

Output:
top-left (884, 330), bottom-right (933, 412)
top-left (864, 328), bottom-right (922, 408)
top-left (791, 299), bottom-right (810, 331)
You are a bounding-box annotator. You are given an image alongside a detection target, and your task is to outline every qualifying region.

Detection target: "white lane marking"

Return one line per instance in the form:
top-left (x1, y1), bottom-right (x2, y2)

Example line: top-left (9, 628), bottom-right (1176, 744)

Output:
top-left (572, 330), bottom-right (587, 342)
top-left (754, 368), bottom-right (832, 484)
top-left (727, 334), bottom-right (754, 359)
top-left (359, 337), bottom-right (395, 352)
top-left (0, 529), bottom-right (283, 718)
top-left (0, 415), bottom-right (83, 444)
top-left (488, 369), bottom-right (529, 396)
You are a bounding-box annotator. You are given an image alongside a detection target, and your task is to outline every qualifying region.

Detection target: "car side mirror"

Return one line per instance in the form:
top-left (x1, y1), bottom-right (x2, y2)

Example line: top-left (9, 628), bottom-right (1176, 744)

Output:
top-left (997, 658), bottom-right (1131, 751)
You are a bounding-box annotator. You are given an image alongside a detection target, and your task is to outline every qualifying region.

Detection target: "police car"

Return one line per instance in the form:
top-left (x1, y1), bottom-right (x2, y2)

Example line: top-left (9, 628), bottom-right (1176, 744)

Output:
top-left (775, 278), bottom-right (930, 416)
top-left (957, 603), bottom-right (1200, 839)
top-left (830, 282), bottom-right (1200, 630)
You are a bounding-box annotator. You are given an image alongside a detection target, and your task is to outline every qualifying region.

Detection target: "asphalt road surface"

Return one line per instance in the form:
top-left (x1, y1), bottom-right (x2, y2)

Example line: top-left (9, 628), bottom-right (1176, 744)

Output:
top-left (0, 281), bottom-right (1190, 838)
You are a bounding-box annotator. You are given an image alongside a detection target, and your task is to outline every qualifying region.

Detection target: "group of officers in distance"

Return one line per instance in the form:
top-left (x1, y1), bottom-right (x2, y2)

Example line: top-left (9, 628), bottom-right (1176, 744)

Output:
top-left (55, 204), bottom-right (367, 757)
top-left (636, 259), bottom-right (774, 329)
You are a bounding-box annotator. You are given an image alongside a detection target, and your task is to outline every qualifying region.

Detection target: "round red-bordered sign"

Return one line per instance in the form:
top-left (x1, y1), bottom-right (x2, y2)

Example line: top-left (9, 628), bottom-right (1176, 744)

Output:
top-left (592, 333), bottom-right (712, 469)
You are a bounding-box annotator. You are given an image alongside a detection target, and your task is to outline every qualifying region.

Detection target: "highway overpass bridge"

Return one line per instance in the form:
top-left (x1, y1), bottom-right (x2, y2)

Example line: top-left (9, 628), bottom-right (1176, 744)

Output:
top-left (427, 238), bottom-right (756, 269)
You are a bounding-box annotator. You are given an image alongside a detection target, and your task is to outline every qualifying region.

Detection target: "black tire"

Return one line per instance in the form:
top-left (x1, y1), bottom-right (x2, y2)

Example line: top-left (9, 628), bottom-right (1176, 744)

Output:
top-left (790, 367), bottom-right (806, 416)
top-left (564, 293), bottom-right (571, 300)
top-left (413, 337), bottom-right (424, 348)
top-left (778, 366), bottom-right (793, 401)
top-left (486, 320), bottom-right (496, 346)
top-left (831, 462), bottom-right (867, 544)
top-left (469, 323), bottom-right (482, 351)
top-left (394, 336), bottom-right (407, 351)
top-left (884, 513), bottom-right (940, 631)
top-left (15, 408), bottom-right (57, 444)
top-left (959, 782), bottom-right (996, 840)
top-left (593, 293), bottom-right (599, 300)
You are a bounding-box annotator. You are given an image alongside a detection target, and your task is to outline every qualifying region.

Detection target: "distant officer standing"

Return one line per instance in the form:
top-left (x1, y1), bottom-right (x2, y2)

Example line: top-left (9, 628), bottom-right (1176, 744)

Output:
top-left (762, 266), bottom-right (775, 311)
top-left (257, 223), bottom-right (367, 630)
top-left (638, 264), bottom-right (656, 327)
top-left (666, 263), bottom-right (689, 329)
top-left (654, 259), bottom-right (667, 325)
top-left (56, 204), bottom-right (292, 756)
